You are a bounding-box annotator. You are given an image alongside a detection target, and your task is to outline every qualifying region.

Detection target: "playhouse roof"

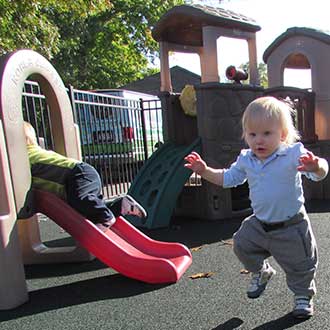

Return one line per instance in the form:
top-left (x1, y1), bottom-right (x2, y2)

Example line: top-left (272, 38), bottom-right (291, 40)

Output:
top-left (152, 4), bottom-right (261, 47)
top-left (119, 66), bottom-right (201, 96)
top-left (263, 27), bottom-right (330, 67)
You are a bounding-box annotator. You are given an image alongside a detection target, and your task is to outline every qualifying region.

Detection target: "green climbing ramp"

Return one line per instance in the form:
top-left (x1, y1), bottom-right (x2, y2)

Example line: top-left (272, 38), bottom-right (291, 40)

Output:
top-left (127, 138), bottom-right (201, 229)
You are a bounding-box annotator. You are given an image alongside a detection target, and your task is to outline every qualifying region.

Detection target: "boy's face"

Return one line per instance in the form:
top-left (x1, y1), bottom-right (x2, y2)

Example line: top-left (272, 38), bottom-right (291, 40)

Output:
top-left (244, 117), bottom-right (285, 161)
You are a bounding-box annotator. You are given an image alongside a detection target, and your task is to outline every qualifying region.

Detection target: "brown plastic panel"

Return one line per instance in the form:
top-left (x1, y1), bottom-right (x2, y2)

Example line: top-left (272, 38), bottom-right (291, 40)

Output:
top-left (0, 50), bottom-right (93, 309)
top-left (0, 119), bottom-right (28, 309)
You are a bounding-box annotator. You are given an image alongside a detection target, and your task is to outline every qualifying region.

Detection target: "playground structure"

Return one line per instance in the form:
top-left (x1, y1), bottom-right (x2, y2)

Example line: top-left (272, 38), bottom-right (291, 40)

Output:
top-left (2, 3), bottom-right (330, 310)
top-left (0, 49), bottom-right (92, 310)
top-left (127, 4), bottom-right (262, 225)
top-left (0, 50), bottom-right (192, 310)
top-left (148, 4), bottom-right (330, 222)
top-left (263, 26), bottom-right (330, 140)
top-left (128, 137), bottom-right (201, 228)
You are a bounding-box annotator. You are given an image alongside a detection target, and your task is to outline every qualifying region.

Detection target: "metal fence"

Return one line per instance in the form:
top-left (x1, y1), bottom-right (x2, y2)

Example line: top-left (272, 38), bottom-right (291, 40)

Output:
top-left (22, 81), bottom-right (163, 198)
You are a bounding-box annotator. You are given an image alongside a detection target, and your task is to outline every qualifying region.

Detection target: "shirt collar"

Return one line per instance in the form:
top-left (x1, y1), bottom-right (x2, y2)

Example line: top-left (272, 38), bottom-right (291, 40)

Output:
top-left (275, 143), bottom-right (288, 156)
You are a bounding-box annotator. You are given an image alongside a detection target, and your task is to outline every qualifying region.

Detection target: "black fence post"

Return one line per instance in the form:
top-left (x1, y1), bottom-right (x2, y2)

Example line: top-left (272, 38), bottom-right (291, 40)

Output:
top-left (140, 98), bottom-right (148, 160)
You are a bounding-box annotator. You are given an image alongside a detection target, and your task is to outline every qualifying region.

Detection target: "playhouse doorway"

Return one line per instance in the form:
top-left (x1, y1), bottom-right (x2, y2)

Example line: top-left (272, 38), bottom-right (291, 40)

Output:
top-left (283, 53), bottom-right (311, 89)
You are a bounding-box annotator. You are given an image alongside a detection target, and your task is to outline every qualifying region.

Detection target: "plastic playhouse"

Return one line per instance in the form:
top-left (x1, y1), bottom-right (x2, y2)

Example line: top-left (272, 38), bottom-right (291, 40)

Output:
top-left (129, 4), bottom-right (329, 228)
top-left (0, 50), bottom-right (192, 310)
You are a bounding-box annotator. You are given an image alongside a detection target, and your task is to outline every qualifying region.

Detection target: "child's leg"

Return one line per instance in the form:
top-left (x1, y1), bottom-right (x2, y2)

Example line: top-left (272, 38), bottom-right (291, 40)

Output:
top-left (66, 163), bottom-right (115, 224)
top-left (233, 215), bottom-right (271, 273)
top-left (270, 215), bottom-right (318, 297)
top-left (233, 215), bottom-right (277, 299)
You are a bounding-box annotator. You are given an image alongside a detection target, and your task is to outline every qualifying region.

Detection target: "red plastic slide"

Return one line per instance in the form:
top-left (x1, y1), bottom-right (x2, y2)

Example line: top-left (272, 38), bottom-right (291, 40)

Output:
top-left (34, 190), bottom-right (192, 284)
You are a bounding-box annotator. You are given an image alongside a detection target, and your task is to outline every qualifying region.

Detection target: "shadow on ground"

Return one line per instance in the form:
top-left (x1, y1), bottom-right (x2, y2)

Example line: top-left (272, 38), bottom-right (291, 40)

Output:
top-left (251, 312), bottom-right (308, 330)
top-left (141, 215), bottom-right (243, 249)
top-left (210, 313), bottom-right (308, 330)
top-left (0, 274), bottom-right (168, 322)
top-left (212, 317), bottom-right (244, 329)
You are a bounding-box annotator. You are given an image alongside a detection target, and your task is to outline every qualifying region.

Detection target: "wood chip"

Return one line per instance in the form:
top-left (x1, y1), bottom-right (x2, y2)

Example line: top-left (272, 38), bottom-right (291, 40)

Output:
top-left (189, 272), bottom-right (215, 279)
top-left (191, 246), bottom-right (203, 252)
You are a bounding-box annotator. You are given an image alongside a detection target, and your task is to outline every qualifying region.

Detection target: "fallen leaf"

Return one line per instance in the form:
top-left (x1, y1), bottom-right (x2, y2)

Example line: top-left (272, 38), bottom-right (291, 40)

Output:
top-left (189, 272), bottom-right (215, 279)
top-left (191, 246), bottom-right (203, 252)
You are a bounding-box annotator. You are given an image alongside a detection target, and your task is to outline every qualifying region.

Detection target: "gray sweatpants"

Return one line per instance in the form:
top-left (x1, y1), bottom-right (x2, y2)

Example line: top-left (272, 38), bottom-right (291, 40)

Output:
top-left (233, 211), bottom-right (318, 297)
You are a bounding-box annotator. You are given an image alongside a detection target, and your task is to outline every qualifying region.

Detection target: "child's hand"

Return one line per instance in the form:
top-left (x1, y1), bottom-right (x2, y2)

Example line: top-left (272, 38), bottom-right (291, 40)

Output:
top-left (297, 151), bottom-right (320, 173)
top-left (184, 151), bottom-right (207, 175)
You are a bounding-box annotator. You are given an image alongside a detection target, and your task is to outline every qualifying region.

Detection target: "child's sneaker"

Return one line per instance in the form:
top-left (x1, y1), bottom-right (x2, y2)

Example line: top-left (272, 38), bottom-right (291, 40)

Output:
top-left (121, 195), bottom-right (147, 218)
top-left (247, 262), bottom-right (276, 299)
top-left (292, 296), bottom-right (314, 319)
top-left (95, 218), bottom-right (116, 232)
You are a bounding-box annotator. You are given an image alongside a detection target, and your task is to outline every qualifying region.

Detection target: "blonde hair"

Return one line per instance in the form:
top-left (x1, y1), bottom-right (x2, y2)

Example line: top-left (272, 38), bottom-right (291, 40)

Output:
top-left (242, 96), bottom-right (300, 145)
top-left (23, 121), bottom-right (38, 145)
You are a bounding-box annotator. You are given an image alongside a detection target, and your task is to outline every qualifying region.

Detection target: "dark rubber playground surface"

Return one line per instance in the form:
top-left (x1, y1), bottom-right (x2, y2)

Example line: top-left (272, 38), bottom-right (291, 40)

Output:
top-left (1, 200), bottom-right (330, 330)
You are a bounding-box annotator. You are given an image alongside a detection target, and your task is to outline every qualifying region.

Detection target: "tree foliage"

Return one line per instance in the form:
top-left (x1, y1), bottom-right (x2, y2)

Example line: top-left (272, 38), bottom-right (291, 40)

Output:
top-left (0, 0), bottom-right (183, 89)
top-left (239, 62), bottom-right (268, 88)
top-left (0, 0), bottom-right (110, 59)
top-left (53, 0), bottom-right (184, 89)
